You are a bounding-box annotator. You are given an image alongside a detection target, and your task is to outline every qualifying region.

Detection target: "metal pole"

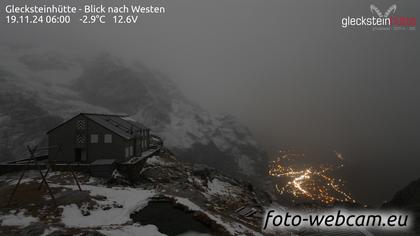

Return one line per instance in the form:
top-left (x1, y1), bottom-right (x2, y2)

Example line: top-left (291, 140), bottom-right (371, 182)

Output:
top-left (38, 145), bottom-right (58, 190)
top-left (7, 145), bottom-right (37, 206)
top-left (7, 166), bottom-right (27, 206)
top-left (72, 170), bottom-right (82, 191)
top-left (68, 163), bottom-right (82, 191)
top-left (37, 168), bottom-right (49, 190)
top-left (29, 145), bottom-right (57, 207)
top-left (70, 162), bottom-right (82, 191)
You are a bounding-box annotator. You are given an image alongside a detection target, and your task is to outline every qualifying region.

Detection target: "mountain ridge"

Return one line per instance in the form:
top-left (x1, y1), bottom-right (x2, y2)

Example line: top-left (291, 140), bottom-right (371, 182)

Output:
top-left (0, 45), bottom-right (268, 180)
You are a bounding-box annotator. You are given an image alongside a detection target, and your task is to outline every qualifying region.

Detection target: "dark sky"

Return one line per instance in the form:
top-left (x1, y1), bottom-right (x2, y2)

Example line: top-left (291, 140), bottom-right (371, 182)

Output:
top-left (1, 0), bottom-right (420, 205)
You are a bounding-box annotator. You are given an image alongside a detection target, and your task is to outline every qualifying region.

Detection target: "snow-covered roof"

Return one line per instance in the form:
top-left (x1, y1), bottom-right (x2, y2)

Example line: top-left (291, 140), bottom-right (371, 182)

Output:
top-left (84, 113), bottom-right (147, 140)
top-left (47, 113), bottom-right (148, 140)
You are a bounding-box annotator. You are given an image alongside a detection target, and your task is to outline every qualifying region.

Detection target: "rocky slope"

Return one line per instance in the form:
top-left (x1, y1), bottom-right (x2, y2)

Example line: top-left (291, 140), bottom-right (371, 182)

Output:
top-left (0, 44), bottom-right (267, 179)
top-left (384, 178), bottom-right (420, 209)
top-left (0, 149), bottom-right (272, 236)
top-left (383, 177), bottom-right (420, 234)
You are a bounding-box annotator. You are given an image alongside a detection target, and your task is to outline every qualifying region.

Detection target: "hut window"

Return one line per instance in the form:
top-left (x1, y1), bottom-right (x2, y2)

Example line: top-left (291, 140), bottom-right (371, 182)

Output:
top-left (136, 139), bottom-right (141, 154)
top-left (129, 145), bottom-right (133, 156)
top-left (90, 134), bottom-right (98, 143)
top-left (104, 134), bottom-right (112, 143)
top-left (142, 139), bottom-right (147, 148)
top-left (125, 147), bottom-right (129, 158)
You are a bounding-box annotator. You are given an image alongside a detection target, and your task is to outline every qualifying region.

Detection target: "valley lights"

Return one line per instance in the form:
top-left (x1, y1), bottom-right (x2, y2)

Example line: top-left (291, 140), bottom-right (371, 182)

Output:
top-left (269, 150), bottom-right (355, 204)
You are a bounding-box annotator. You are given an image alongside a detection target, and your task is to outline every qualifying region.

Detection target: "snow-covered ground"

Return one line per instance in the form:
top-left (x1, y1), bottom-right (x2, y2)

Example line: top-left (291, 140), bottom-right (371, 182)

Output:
top-left (0, 164), bottom-right (266, 236)
top-left (0, 210), bottom-right (38, 227)
top-left (206, 178), bottom-right (240, 198)
top-left (60, 185), bottom-right (155, 227)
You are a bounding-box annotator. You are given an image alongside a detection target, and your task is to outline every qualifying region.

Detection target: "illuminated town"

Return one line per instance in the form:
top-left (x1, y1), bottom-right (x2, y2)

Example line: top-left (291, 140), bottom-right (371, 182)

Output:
top-left (269, 149), bottom-right (356, 205)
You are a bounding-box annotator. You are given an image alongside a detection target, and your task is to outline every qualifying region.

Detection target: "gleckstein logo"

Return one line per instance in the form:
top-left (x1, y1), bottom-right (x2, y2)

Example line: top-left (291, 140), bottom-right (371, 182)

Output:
top-left (341, 4), bottom-right (416, 31)
top-left (370, 4), bottom-right (397, 18)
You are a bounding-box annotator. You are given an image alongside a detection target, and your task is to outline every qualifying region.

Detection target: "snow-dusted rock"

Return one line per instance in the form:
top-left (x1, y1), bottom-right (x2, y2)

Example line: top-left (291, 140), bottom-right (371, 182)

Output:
top-left (0, 45), bottom-right (267, 179)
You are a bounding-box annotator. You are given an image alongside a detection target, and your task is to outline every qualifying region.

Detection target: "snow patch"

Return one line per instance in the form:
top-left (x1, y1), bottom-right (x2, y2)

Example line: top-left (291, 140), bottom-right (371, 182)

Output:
top-left (146, 156), bottom-right (172, 166)
top-left (175, 197), bottom-right (202, 212)
top-left (40, 227), bottom-right (61, 236)
top-left (0, 210), bottom-right (38, 227)
top-left (206, 178), bottom-right (239, 197)
top-left (60, 185), bottom-right (155, 227)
